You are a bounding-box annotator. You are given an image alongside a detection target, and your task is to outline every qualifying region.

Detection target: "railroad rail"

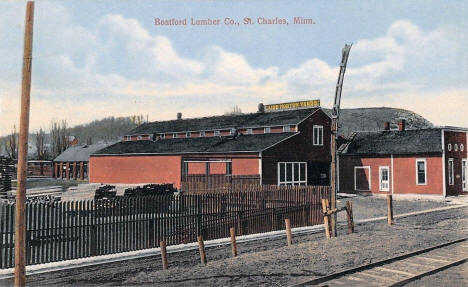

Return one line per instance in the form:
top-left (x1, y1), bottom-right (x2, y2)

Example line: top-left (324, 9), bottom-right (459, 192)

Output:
top-left (294, 237), bottom-right (468, 287)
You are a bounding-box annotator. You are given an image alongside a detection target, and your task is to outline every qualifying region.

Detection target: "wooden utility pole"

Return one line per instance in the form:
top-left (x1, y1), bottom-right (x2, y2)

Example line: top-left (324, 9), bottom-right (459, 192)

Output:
top-left (15, 1), bottom-right (34, 286)
top-left (330, 44), bottom-right (352, 237)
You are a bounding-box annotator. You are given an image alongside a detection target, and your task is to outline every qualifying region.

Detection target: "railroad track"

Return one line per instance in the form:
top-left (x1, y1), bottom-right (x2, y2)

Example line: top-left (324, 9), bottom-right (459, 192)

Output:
top-left (295, 237), bottom-right (468, 287)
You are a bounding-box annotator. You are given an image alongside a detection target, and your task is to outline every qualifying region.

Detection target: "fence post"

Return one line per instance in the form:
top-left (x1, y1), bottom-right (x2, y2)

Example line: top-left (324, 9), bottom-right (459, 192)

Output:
top-left (345, 201), bottom-right (354, 234)
top-left (230, 227), bottom-right (237, 257)
top-left (160, 240), bottom-right (168, 270)
top-left (197, 235), bottom-right (207, 265)
top-left (90, 223), bottom-right (97, 256)
top-left (321, 199), bottom-right (331, 239)
top-left (387, 195), bottom-right (394, 225)
top-left (285, 218), bottom-right (292, 246)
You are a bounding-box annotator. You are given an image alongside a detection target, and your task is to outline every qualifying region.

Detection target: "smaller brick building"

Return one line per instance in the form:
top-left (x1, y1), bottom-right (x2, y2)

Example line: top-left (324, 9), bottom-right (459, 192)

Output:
top-left (338, 120), bottom-right (467, 197)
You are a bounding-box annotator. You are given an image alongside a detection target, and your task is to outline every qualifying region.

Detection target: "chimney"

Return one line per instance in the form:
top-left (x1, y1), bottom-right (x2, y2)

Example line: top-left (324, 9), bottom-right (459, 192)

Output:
top-left (258, 103), bottom-right (265, 113)
top-left (384, 121), bottom-right (390, 131)
top-left (177, 112), bottom-right (182, 120)
top-left (398, 119), bottom-right (406, 131)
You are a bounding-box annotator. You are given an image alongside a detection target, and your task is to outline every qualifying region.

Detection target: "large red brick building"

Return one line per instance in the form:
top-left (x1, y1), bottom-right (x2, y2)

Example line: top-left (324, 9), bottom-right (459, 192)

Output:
top-left (338, 120), bottom-right (467, 197)
top-left (89, 102), bottom-right (332, 189)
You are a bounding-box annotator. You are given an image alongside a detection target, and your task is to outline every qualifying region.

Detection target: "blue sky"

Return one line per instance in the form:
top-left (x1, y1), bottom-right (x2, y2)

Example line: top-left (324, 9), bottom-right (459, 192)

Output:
top-left (1, 0), bottom-right (467, 136)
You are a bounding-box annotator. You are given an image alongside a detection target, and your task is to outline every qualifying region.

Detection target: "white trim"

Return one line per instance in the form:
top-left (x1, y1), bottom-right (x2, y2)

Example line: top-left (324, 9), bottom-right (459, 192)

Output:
top-left (354, 166), bottom-right (371, 191)
top-left (416, 158), bottom-right (427, 185)
top-left (379, 166), bottom-right (390, 192)
top-left (259, 152), bottom-right (262, 185)
top-left (183, 160), bottom-right (232, 163)
top-left (442, 129), bottom-right (446, 197)
top-left (264, 127), bottom-right (271, 134)
top-left (391, 154), bottom-right (394, 194)
top-left (283, 125), bottom-right (291, 132)
top-left (246, 128), bottom-right (253, 135)
top-left (313, 125), bottom-right (324, 146)
top-left (462, 158), bottom-right (467, 192)
top-left (448, 158), bottom-right (454, 185)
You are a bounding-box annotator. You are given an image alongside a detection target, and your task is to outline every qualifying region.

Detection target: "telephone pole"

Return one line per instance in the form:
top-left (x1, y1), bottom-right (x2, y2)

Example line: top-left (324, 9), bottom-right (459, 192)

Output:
top-left (15, 1), bottom-right (34, 286)
top-left (330, 44), bottom-right (352, 237)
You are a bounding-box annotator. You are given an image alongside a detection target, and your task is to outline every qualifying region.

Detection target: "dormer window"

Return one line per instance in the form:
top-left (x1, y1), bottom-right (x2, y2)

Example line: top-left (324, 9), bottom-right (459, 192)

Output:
top-left (173, 133), bottom-right (177, 139)
top-left (264, 127), bottom-right (271, 133)
top-left (200, 131), bottom-right (206, 137)
top-left (126, 136), bottom-right (131, 141)
top-left (283, 126), bottom-right (291, 132)
top-left (246, 128), bottom-right (253, 135)
top-left (230, 128), bottom-right (236, 135)
top-left (214, 130), bottom-right (220, 136)
top-left (160, 134), bottom-right (165, 139)
top-left (186, 132), bottom-right (191, 138)
top-left (137, 136), bottom-right (142, 140)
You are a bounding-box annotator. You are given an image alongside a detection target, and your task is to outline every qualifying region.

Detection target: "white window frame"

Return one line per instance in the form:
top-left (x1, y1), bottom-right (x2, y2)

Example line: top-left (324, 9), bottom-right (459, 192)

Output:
top-left (186, 132), bottom-right (191, 138)
top-left (160, 134), bottom-right (165, 139)
top-left (246, 128), bottom-right (253, 135)
top-left (379, 166), bottom-right (390, 192)
top-left (283, 125), bottom-right (291, 132)
top-left (448, 143), bottom-right (452, 151)
top-left (200, 131), bottom-right (206, 137)
top-left (125, 135), bottom-right (131, 141)
top-left (214, 130), bottom-right (220, 136)
top-left (313, 125), bottom-right (324, 146)
top-left (230, 128), bottom-right (236, 135)
top-left (277, 162), bottom-right (307, 186)
top-left (137, 136), bottom-right (142, 140)
top-left (173, 133), bottom-right (177, 138)
top-left (354, 166), bottom-right (371, 191)
top-left (448, 158), bottom-right (454, 185)
top-left (461, 144), bottom-right (464, 152)
top-left (264, 127), bottom-right (271, 133)
top-left (462, 159), bottom-right (467, 191)
top-left (454, 144), bottom-right (458, 151)
top-left (416, 158), bottom-right (427, 185)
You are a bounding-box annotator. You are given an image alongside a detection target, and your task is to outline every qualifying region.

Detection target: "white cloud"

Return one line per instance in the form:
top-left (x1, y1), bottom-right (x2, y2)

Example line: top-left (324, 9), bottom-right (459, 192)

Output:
top-left (1, 4), bottom-right (467, 137)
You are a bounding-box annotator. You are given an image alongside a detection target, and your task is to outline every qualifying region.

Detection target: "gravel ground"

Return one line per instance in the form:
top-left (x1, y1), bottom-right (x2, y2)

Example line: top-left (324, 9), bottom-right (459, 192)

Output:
top-left (0, 196), bottom-right (465, 286)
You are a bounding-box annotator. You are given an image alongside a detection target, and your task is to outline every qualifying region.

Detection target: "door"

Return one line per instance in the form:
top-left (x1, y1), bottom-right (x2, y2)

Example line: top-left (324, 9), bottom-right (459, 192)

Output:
top-left (379, 166), bottom-right (390, 192)
top-left (463, 159), bottom-right (467, 191)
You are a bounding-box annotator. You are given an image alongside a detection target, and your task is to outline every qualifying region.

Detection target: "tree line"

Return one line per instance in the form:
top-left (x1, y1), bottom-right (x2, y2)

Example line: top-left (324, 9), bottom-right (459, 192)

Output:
top-left (0, 116), bottom-right (143, 160)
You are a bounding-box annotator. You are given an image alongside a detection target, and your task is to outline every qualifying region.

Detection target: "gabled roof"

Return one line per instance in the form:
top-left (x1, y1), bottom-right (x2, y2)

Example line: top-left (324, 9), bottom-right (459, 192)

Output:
top-left (127, 107), bottom-right (322, 135)
top-left (54, 143), bottom-right (113, 162)
top-left (93, 133), bottom-right (298, 155)
top-left (340, 128), bottom-right (443, 155)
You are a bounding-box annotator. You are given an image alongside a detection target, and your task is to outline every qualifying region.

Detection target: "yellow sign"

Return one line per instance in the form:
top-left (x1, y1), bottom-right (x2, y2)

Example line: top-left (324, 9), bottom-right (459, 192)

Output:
top-left (265, 99), bottom-right (320, 112)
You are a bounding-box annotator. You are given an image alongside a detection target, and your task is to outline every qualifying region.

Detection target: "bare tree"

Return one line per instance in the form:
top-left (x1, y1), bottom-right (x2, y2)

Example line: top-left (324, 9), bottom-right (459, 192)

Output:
top-left (35, 127), bottom-right (47, 160)
top-left (130, 115), bottom-right (145, 125)
top-left (50, 120), bottom-right (70, 158)
top-left (5, 125), bottom-right (18, 159)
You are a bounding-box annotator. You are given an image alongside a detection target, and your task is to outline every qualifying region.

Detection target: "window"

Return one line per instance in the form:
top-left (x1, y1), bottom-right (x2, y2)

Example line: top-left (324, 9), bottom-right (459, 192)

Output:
top-left (173, 133), bottom-right (177, 138)
top-left (186, 132), bottom-right (191, 138)
top-left (283, 126), bottom-right (291, 132)
top-left (137, 136), bottom-right (142, 140)
top-left (448, 158), bottom-right (454, 185)
top-left (125, 136), bottom-right (131, 141)
top-left (462, 159), bottom-right (467, 191)
top-left (226, 162), bottom-right (232, 176)
top-left (313, 125), bottom-right (323, 146)
top-left (379, 166), bottom-right (390, 191)
top-left (200, 131), bottom-right (205, 137)
top-left (264, 127), bottom-right (271, 133)
top-left (277, 162), bottom-right (307, 186)
top-left (416, 159), bottom-right (427, 185)
top-left (448, 143), bottom-right (452, 151)
top-left (230, 128), bottom-right (236, 135)
top-left (454, 144), bottom-right (458, 151)
top-left (160, 134), bottom-right (165, 139)
top-left (461, 144), bottom-right (464, 152)
top-left (246, 128), bottom-right (253, 135)
top-left (214, 130), bottom-right (220, 136)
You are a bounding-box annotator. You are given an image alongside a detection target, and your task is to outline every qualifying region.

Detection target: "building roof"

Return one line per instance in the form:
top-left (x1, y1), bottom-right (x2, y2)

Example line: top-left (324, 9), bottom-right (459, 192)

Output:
top-left (126, 107), bottom-right (322, 135)
top-left (54, 143), bottom-right (112, 162)
top-left (94, 132), bottom-right (298, 155)
top-left (340, 128), bottom-right (443, 155)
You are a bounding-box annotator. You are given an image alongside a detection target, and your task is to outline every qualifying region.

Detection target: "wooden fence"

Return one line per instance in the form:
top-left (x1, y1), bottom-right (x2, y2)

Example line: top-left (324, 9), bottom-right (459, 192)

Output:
top-left (0, 185), bottom-right (329, 269)
top-left (181, 175), bottom-right (261, 193)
